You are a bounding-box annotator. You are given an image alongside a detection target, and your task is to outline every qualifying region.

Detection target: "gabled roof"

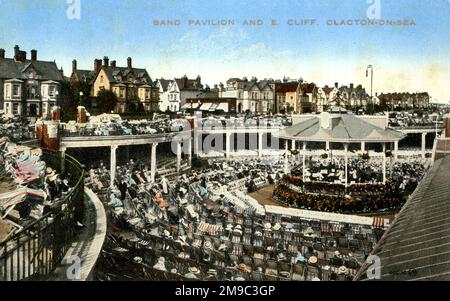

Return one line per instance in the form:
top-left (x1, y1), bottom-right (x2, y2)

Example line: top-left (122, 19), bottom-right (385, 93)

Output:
top-left (157, 79), bottom-right (171, 91)
top-left (0, 58), bottom-right (64, 81)
top-left (100, 65), bottom-right (152, 86)
top-left (298, 83), bottom-right (317, 94)
top-left (275, 82), bottom-right (299, 93)
top-left (322, 87), bottom-right (335, 95)
top-left (74, 69), bottom-right (96, 84)
top-left (174, 77), bottom-right (203, 91)
top-left (277, 112), bottom-right (404, 142)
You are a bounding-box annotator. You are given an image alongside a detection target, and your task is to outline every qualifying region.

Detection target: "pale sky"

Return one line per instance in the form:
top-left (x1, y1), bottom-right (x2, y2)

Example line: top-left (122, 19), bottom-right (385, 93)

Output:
top-left (0, 0), bottom-right (449, 102)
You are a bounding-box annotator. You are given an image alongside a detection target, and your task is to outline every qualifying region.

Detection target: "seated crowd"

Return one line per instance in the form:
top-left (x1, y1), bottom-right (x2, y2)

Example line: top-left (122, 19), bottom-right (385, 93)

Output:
top-left (0, 138), bottom-right (74, 242)
top-left (274, 157), bottom-right (427, 214)
top-left (88, 157), bottom-right (385, 281)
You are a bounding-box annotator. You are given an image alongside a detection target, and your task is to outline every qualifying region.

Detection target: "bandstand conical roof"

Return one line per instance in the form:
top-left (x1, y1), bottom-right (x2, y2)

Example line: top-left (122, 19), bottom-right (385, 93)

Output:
top-left (277, 110), bottom-right (404, 143)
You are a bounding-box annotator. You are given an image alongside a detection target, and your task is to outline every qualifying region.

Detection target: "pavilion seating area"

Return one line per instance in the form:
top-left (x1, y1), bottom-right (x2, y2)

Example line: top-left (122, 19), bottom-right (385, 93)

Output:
top-left (89, 157), bottom-right (386, 281)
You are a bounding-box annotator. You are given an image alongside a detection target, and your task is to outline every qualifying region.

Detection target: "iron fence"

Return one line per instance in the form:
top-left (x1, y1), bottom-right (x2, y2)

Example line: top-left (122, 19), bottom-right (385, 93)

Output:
top-left (0, 149), bottom-right (85, 281)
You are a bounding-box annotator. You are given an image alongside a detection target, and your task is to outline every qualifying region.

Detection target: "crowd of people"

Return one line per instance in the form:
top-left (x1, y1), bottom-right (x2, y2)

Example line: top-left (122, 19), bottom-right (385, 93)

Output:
top-left (0, 117), bottom-right (35, 142)
top-left (274, 157), bottom-right (428, 214)
top-left (200, 116), bottom-right (291, 129)
top-left (60, 116), bottom-right (190, 137)
top-left (0, 138), bottom-right (75, 243)
top-left (388, 111), bottom-right (444, 128)
top-left (88, 156), bottom-right (387, 281)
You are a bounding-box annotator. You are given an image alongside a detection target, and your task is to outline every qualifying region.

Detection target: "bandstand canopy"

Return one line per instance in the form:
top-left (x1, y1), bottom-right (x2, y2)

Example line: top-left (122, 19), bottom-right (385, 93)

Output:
top-left (277, 111), bottom-right (404, 143)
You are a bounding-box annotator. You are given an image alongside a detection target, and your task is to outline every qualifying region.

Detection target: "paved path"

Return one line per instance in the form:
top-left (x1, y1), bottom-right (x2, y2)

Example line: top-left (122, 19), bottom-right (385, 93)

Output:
top-left (51, 188), bottom-right (106, 281)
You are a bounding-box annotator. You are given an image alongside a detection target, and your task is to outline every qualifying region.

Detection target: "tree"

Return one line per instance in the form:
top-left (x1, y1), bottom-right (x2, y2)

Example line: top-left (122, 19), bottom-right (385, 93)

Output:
top-left (96, 90), bottom-right (118, 113)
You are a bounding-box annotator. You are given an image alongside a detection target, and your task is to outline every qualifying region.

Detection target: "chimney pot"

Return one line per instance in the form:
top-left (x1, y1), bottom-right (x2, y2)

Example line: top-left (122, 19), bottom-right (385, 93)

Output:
top-left (103, 56), bottom-right (109, 67)
top-left (14, 45), bottom-right (19, 57)
top-left (72, 59), bottom-right (77, 73)
top-left (31, 49), bottom-right (37, 62)
top-left (127, 57), bottom-right (132, 69)
top-left (111, 60), bottom-right (116, 68)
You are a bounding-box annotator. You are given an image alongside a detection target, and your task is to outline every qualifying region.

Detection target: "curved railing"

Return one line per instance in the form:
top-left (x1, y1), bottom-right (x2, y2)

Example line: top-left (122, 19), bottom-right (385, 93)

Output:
top-left (0, 149), bottom-right (85, 281)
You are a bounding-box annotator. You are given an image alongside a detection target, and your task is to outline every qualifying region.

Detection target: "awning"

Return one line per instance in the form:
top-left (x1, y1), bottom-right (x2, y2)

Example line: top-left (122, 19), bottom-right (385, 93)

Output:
top-left (182, 103), bottom-right (200, 110)
top-left (199, 103), bottom-right (212, 111)
top-left (209, 103), bottom-right (219, 111)
top-left (216, 103), bottom-right (228, 112)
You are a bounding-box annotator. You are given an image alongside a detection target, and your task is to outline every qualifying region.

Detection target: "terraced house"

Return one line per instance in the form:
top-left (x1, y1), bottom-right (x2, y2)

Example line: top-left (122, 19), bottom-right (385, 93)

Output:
top-left (377, 92), bottom-right (430, 109)
top-left (92, 57), bottom-right (159, 113)
top-left (0, 45), bottom-right (64, 118)
top-left (218, 77), bottom-right (275, 114)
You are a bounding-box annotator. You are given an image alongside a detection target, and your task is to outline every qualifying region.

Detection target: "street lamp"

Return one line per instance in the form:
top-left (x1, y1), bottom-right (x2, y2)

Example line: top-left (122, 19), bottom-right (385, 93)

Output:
top-left (366, 65), bottom-right (374, 114)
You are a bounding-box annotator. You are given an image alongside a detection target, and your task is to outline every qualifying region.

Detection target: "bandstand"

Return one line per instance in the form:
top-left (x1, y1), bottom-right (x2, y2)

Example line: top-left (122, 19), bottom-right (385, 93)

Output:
top-left (276, 108), bottom-right (405, 187)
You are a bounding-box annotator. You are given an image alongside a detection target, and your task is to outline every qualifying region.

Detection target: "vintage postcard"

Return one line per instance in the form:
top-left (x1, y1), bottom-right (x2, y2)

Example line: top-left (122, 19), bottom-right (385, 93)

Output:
top-left (0, 0), bottom-right (449, 292)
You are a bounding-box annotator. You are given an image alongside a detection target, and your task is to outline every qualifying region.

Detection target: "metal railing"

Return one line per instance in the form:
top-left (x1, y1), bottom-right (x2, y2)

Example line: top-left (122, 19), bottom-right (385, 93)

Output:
top-left (0, 149), bottom-right (85, 281)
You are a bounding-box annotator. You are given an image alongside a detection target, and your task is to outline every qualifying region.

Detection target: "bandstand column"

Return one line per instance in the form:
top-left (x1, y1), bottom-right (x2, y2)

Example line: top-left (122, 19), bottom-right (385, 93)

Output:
top-left (284, 141), bottom-right (289, 174)
top-left (176, 141), bottom-right (182, 173)
top-left (361, 142), bottom-right (366, 153)
top-left (151, 143), bottom-right (158, 183)
top-left (421, 132), bottom-right (427, 159)
top-left (225, 132), bottom-right (231, 158)
top-left (110, 145), bottom-right (118, 188)
top-left (394, 141), bottom-right (399, 160)
top-left (325, 141), bottom-right (330, 151)
top-left (258, 132), bottom-right (264, 157)
top-left (187, 138), bottom-right (192, 167)
top-left (344, 143), bottom-right (349, 188)
top-left (382, 143), bottom-right (387, 184)
top-left (302, 142), bottom-right (307, 179)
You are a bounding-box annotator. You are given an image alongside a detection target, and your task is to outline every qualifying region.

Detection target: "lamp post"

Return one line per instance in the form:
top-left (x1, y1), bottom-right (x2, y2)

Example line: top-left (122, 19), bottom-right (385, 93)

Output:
top-left (366, 65), bottom-right (374, 114)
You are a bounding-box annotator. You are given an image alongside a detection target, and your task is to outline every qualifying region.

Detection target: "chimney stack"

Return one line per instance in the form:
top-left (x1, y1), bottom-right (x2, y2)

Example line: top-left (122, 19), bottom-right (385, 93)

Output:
top-left (335, 82), bottom-right (339, 88)
top-left (14, 45), bottom-right (19, 58)
top-left (59, 67), bottom-right (64, 78)
top-left (72, 59), bottom-right (77, 73)
top-left (182, 75), bottom-right (188, 89)
top-left (94, 59), bottom-right (102, 75)
top-left (111, 60), bottom-right (116, 68)
top-left (127, 57), bottom-right (132, 69)
top-left (350, 83), bottom-right (354, 90)
top-left (31, 49), bottom-right (37, 62)
top-left (103, 56), bottom-right (109, 67)
top-left (0, 49), bottom-right (5, 60)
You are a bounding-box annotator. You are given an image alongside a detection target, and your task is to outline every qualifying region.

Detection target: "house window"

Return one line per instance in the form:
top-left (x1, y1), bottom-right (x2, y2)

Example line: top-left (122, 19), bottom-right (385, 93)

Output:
top-left (5, 85), bottom-right (9, 98)
top-left (145, 89), bottom-right (150, 99)
top-left (13, 85), bottom-right (20, 97)
top-left (49, 86), bottom-right (55, 97)
top-left (119, 88), bottom-right (125, 98)
top-left (100, 76), bottom-right (104, 84)
top-left (13, 103), bottom-right (19, 114)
